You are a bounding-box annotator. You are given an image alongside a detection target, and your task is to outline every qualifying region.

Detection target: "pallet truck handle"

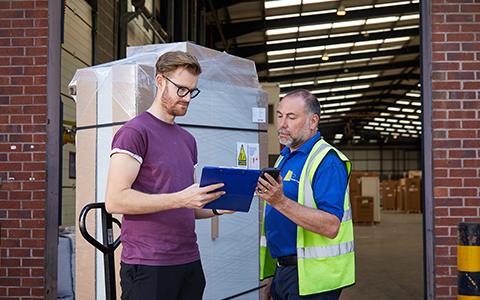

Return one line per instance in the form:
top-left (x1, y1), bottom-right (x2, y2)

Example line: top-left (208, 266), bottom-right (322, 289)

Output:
top-left (78, 202), bottom-right (121, 253)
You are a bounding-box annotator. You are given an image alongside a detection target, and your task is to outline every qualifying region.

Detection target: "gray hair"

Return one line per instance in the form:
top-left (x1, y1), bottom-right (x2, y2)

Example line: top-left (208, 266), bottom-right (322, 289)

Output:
top-left (282, 89), bottom-right (321, 122)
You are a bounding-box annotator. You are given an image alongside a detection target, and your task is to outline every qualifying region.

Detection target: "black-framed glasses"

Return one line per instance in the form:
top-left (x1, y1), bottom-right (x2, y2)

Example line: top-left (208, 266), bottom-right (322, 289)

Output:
top-left (163, 76), bottom-right (201, 99)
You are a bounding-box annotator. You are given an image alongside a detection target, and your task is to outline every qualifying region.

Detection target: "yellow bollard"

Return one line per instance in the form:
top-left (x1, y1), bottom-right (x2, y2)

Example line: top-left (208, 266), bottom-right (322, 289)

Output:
top-left (457, 222), bottom-right (480, 299)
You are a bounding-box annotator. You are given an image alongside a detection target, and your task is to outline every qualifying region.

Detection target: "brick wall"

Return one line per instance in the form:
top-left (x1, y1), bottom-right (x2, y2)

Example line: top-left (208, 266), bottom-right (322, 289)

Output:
top-left (0, 0), bottom-right (49, 299)
top-left (431, 1), bottom-right (480, 299)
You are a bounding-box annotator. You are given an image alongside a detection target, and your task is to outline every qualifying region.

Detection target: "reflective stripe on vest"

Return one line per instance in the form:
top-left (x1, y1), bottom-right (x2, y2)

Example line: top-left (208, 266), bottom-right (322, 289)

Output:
top-left (298, 240), bottom-right (354, 259)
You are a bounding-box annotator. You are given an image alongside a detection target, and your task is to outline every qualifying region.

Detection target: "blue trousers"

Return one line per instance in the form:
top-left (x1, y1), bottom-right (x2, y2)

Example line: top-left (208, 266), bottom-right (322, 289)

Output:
top-left (270, 265), bottom-right (342, 300)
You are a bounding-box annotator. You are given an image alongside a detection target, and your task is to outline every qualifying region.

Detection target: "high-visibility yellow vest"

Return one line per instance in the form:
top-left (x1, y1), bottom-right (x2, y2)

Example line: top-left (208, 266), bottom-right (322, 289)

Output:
top-left (260, 138), bottom-right (355, 295)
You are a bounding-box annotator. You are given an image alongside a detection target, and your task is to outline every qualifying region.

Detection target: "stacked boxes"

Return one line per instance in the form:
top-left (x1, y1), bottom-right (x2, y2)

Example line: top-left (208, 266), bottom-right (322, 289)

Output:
top-left (405, 178), bottom-right (422, 212)
top-left (396, 177), bottom-right (422, 213)
top-left (354, 196), bottom-right (374, 224)
top-left (349, 172), bottom-right (380, 224)
top-left (380, 180), bottom-right (397, 210)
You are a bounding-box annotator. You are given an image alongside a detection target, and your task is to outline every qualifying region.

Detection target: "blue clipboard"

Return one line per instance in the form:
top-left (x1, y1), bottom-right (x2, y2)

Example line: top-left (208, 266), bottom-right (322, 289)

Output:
top-left (199, 166), bottom-right (262, 212)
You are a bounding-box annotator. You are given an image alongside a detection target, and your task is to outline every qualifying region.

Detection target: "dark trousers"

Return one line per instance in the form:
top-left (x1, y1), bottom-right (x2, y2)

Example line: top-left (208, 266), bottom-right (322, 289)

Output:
top-left (120, 260), bottom-right (206, 300)
top-left (270, 265), bottom-right (342, 300)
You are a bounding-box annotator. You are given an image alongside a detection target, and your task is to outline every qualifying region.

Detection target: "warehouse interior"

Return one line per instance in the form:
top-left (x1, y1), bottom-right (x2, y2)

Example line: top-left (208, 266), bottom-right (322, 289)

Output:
top-left (58, 0), bottom-right (423, 299)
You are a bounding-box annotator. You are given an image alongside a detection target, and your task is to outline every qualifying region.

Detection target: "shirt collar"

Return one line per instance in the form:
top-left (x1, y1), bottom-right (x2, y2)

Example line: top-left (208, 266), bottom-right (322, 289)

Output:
top-left (280, 132), bottom-right (321, 156)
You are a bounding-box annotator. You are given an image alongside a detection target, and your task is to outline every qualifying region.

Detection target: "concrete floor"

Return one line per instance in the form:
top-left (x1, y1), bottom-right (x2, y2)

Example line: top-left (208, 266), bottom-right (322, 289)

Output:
top-left (341, 210), bottom-right (424, 300)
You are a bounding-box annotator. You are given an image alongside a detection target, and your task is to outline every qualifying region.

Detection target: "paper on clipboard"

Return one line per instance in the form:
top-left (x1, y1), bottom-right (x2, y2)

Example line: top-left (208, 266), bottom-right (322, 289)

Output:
top-left (199, 166), bottom-right (261, 212)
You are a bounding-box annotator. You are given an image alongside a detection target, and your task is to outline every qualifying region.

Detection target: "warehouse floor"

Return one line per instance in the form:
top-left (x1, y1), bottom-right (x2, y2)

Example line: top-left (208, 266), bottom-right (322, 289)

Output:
top-left (341, 210), bottom-right (424, 300)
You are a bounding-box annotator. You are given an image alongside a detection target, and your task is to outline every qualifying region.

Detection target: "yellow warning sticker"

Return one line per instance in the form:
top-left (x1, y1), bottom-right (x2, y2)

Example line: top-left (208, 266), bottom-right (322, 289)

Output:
top-left (238, 144), bottom-right (247, 166)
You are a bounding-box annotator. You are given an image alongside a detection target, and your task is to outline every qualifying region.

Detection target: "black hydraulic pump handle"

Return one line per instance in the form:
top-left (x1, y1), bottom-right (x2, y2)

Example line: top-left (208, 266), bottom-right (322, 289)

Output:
top-left (78, 202), bottom-right (121, 253)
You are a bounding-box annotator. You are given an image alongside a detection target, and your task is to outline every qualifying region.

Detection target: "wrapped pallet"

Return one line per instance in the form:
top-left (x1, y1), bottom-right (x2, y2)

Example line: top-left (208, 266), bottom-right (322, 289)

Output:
top-left (69, 42), bottom-right (268, 300)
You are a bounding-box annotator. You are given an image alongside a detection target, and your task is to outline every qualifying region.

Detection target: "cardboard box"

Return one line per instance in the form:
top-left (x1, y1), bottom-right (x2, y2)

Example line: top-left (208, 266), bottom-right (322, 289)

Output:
top-left (405, 178), bottom-right (422, 212)
top-left (355, 196), bottom-right (374, 223)
top-left (381, 180), bottom-right (397, 210)
top-left (408, 170), bottom-right (422, 179)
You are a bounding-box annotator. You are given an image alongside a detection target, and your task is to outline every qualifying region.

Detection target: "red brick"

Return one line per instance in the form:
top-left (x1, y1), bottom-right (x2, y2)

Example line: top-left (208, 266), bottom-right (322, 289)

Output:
top-left (447, 52), bottom-right (474, 61)
top-left (433, 111), bottom-right (447, 119)
top-left (433, 100), bottom-right (461, 109)
top-left (9, 152), bottom-right (32, 161)
top-left (448, 111), bottom-right (476, 119)
top-left (433, 139), bottom-right (461, 148)
top-left (464, 81), bottom-right (480, 89)
top-left (21, 277), bottom-right (44, 288)
top-left (447, 33), bottom-right (475, 42)
top-left (22, 200), bottom-right (45, 209)
top-left (432, 24), bottom-right (460, 33)
top-left (432, 42), bottom-right (460, 52)
top-left (434, 149), bottom-right (447, 158)
top-left (433, 120), bottom-right (462, 129)
top-left (8, 209), bottom-right (32, 219)
top-left (434, 178), bottom-right (462, 187)
top-left (435, 187), bottom-right (449, 197)
top-left (463, 140), bottom-right (480, 148)
top-left (10, 95), bottom-right (34, 104)
top-left (11, 76), bottom-right (33, 85)
top-left (450, 207), bottom-right (478, 216)
top-left (8, 229), bottom-right (32, 238)
top-left (447, 72), bottom-right (475, 81)
top-left (23, 105), bottom-right (46, 114)
top-left (22, 181), bottom-right (46, 190)
top-left (0, 277), bottom-right (21, 287)
top-left (465, 179), bottom-right (480, 186)
top-left (24, 85), bottom-right (46, 95)
top-left (9, 248), bottom-right (31, 258)
top-left (462, 24), bottom-right (480, 32)
top-left (435, 237), bottom-right (457, 247)
top-left (9, 191), bottom-right (32, 200)
top-left (25, 46), bottom-right (47, 56)
top-left (463, 62), bottom-right (480, 70)
top-left (12, 19), bottom-right (34, 28)
top-left (11, 37), bottom-right (34, 47)
top-left (32, 229), bottom-right (45, 238)
top-left (462, 43), bottom-right (480, 51)
top-left (11, 1), bottom-right (35, 9)
top-left (432, 4), bottom-right (460, 13)
top-left (24, 66), bottom-right (47, 75)
top-left (433, 91), bottom-right (448, 100)
top-left (448, 130), bottom-right (476, 138)
top-left (450, 168), bottom-right (477, 177)
top-left (463, 120), bottom-right (480, 128)
top-left (24, 9), bottom-right (48, 19)
top-left (451, 92), bottom-right (476, 100)
top-left (451, 188), bottom-right (478, 196)
top-left (23, 162), bottom-right (46, 171)
top-left (446, 14), bottom-right (474, 23)
top-left (434, 159), bottom-right (462, 168)
top-left (22, 239), bottom-right (44, 248)
top-left (433, 81), bottom-right (461, 90)
top-left (461, 4), bottom-right (480, 12)
top-left (436, 197), bottom-right (464, 207)
top-left (432, 62), bottom-right (460, 70)
top-left (8, 268), bottom-right (31, 277)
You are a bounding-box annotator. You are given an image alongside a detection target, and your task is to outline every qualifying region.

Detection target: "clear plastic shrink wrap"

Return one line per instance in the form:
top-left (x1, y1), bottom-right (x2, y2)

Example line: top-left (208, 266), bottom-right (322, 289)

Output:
top-left (69, 42), bottom-right (268, 300)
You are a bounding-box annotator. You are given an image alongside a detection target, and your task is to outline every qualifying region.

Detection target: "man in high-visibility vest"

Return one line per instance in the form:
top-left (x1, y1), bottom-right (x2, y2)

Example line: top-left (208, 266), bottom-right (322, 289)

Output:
top-left (257, 89), bottom-right (355, 300)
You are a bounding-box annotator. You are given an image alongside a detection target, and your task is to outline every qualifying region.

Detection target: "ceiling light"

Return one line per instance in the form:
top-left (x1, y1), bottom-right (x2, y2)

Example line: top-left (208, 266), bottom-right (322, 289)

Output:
top-left (337, 4), bottom-right (346, 16)
top-left (322, 53), bottom-right (329, 61)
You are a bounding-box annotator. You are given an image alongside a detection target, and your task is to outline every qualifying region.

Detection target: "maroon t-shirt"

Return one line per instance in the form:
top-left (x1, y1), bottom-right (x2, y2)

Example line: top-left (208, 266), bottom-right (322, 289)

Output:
top-left (111, 111), bottom-right (199, 266)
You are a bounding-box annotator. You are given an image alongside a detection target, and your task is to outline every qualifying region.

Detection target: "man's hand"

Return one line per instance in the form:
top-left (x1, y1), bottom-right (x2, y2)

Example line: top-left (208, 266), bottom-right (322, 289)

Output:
top-left (177, 183), bottom-right (225, 210)
top-left (256, 173), bottom-right (288, 210)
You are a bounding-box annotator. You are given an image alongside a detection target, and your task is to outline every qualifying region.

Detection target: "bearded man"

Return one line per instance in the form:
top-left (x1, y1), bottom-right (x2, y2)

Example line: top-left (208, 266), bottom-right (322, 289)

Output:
top-left (105, 51), bottom-right (229, 300)
top-left (257, 89), bottom-right (355, 300)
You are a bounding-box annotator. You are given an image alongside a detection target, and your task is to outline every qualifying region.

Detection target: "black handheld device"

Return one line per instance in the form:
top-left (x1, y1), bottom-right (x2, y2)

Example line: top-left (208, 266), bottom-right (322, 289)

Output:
top-left (260, 167), bottom-right (281, 182)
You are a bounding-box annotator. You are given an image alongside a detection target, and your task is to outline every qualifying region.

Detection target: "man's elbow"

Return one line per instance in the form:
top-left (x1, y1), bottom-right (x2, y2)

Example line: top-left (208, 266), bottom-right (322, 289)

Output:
top-left (104, 194), bottom-right (120, 214)
top-left (324, 227), bottom-right (340, 239)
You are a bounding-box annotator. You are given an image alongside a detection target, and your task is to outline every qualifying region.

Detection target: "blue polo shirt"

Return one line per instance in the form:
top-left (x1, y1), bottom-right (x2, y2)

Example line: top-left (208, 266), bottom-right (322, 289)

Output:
top-left (264, 132), bottom-right (348, 259)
